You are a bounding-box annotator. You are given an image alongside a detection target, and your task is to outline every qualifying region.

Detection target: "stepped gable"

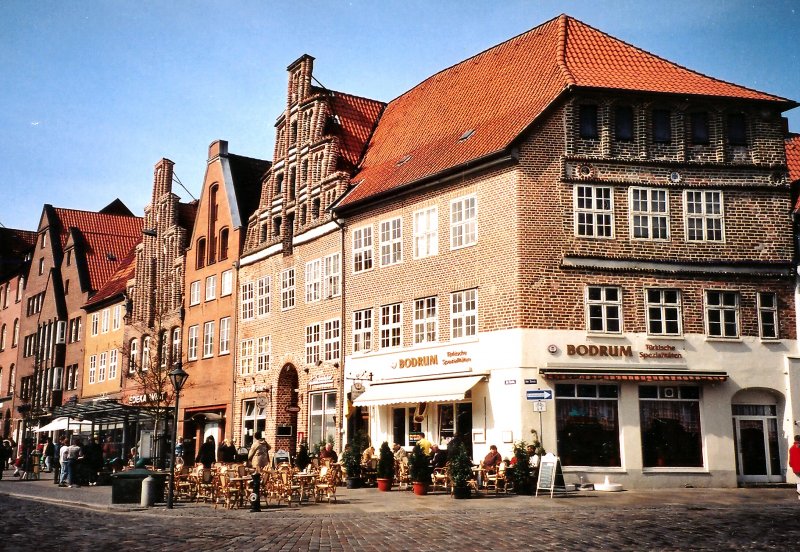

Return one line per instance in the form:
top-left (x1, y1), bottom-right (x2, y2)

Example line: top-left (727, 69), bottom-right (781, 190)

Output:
top-left (53, 207), bottom-right (143, 292)
top-left (84, 245), bottom-right (137, 307)
top-left (340, 14), bottom-right (795, 210)
top-left (326, 90), bottom-right (385, 172)
top-left (228, 153), bottom-right (270, 226)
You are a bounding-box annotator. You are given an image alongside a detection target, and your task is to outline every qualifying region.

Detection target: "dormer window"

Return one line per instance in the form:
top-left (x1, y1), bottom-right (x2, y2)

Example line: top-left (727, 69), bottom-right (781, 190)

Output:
top-left (690, 112), bottom-right (710, 145)
top-left (579, 104), bottom-right (598, 139)
top-left (727, 113), bottom-right (747, 146)
top-left (652, 109), bottom-right (672, 143)
top-left (614, 106), bottom-right (633, 142)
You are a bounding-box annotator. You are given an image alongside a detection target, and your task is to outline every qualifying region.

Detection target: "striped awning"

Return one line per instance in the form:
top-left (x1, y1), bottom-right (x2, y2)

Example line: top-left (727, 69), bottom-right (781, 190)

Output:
top-left (539, 368), bottom-right (728, 383)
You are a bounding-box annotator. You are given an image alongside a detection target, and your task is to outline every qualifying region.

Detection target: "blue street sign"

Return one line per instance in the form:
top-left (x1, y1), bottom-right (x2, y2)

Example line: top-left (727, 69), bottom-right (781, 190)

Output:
top-left (526, 389), bottom-right (553, 400)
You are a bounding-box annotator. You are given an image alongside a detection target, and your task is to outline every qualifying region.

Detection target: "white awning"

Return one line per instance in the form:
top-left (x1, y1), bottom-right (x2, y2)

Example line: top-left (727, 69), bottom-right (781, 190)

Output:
top-left (353, 375), bottom-right (484, 407)
top-left (33, 417), bottom-right (94, 432)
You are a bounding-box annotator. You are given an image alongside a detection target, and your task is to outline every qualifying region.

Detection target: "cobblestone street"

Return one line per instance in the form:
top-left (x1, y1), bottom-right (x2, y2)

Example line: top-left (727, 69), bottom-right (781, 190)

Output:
top-left (2, 473), bottom-right (799, 551)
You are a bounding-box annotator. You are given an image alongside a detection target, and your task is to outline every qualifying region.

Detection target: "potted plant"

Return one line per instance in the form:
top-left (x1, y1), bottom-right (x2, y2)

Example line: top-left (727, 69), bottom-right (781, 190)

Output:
top-left (408, 444), bottom-right (432, 495)
top-left (512, 440), bottom-right (532, 495)
top-left (447, 441), bottom-right (473, 499)
top-left (376, 441), bottom-right (394, 492)
top-left (340, 445), bottom-right (361, 489)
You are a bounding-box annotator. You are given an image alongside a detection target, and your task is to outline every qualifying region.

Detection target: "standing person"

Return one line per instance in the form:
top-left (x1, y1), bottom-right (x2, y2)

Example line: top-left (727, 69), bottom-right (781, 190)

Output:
top-left (83, 436), bottom-right (103, 485)
top-left (195, 436), bottom-right (217, 469)
top-left (416, 433), bottom-right (433, 456)
top-left (41, 437), bottom-right (54, 472)
top-left (2, 440), bottom-right (12, 469)
top-left (218, 439), bottom-right (237, 463)
top-left (0, 440), bottom-right (9, 479)
top-left (247, 433), bottom-right (271, 470)
top-left (58, 438), bottom-right (71, 487)
top-left (65, 437), bottom-right (83, 487)
top-left (789, 435), bottom-right (800, 501)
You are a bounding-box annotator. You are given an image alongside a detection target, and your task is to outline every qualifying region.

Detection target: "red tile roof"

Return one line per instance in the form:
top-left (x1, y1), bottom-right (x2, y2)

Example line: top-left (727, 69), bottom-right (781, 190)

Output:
top-left (787, 135), bottom-right (800, 184)
top-left (339, 14), bottom-right (794, 209)
top-left (53, 208), bottom-right (143, 292)
top-left (84, 245), bottom-right (137, 308)
top-left (327, 90), bottom-right (385, 172)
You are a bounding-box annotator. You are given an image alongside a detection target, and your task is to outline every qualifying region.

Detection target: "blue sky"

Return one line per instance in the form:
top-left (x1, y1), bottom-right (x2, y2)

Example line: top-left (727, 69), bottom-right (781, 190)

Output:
top-left (2, 0), bottom-right (798, 231)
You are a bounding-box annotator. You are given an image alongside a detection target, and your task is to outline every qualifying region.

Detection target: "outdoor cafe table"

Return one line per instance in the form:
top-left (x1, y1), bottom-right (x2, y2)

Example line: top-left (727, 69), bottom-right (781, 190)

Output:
top-left (293, 472), bottom-right (316, 503)
top-left (228, 475), bottom-right (251, 507)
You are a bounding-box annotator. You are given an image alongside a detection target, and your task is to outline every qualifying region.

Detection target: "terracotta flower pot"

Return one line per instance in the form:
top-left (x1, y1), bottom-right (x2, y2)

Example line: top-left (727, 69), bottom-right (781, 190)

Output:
top-left (376, 478), bottom-right (392, 492)
top-left (412, 481), bottom-right (428, 496)
top-left (452, 485), bottom-right (471, 499)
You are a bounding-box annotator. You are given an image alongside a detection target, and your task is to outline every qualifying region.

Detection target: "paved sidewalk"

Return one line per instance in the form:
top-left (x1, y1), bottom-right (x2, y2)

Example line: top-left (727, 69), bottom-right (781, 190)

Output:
top-left (1, 466), bottom-right (797, 518)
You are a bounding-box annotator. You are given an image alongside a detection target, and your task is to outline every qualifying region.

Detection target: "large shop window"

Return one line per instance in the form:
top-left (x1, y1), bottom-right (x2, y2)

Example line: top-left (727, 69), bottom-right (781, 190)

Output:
top-left (556, 384), bottom-right (621, 467)
top-left (392, 407), bottom-right (423, 448)
top-left (242, 399), bottom-right (267, 449)
top-left (310, 391), bottom-right (337, 445)
top-left (639, 385), bottom-right (703, 468)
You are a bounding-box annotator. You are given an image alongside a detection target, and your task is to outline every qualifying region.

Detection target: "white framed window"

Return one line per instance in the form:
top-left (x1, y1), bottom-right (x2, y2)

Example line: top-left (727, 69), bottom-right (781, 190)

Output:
top-left (219, 317), bottom-right (230, 354)
top-left (142, 336), bottom-right (151, 370)
top-left (380, 303), bottom-right (402, 349)
top-left (305, 323), bottom-right (321, 364)
top-left (586, 286), bottom-right (622, 333)
top-left (324, 318), bottom-right (340, 361)
top-left (630, 188), bottom-right (669, 240)
top-left (216, 270), bottom-right (231, 298)
top-left (109, 349), bottom-right (118, 380)
top-left (758, 292), bottom-right (778, 339)
top-left (684, 190), bottom-right (724, 241)
top-left (645, 289), bottom-right (682, 336)
top-left (414, 296), bottom-right (438, 344)
top-left (101, 309), bottom-right (110, 333)
top-left (205, 275), bottom-right (217, 301)
top-left (414, 206), bottom-right (438, 258)
top-left (705, 290), bottom-right (739, 338)
top-left (91, 313), bottom-right (99, 336)
top-left (241, 399), bottom-right (267, 449)
top-left (281, 268), bottom-right (295, 310)
top-left (256, 336), bottom-right (270, 372)
top-left (241, 282), bottom-right (254, 320)
top-left (129, 339), bottom-right (138, 373)
top-left (309, 390), bottom-right (337, 445)
top-left (172, 327), bottom-right (181, 361)
top-left (187, 325), bottom-right (199, 360)
top-left (305, 259), bottom-right (321, 302)
top-left (112, 305), bottom-right (122, 331)
top-left (240, 339), bottom-right (254, 375)
top-left (257, 276), bottom-right (271, 316)
top-left (450, 195), bottom-right (477, 249)
top-left (380, 217), bottom-right (403, 266)
top-left (203, 321), bottom-right (214, 357)
top-left (353, 226), bottom-right (373, 273)
top-left (575, 185), bottom-right (613, 237)
top-left (353, 309), bottom-right (372, 354)
top-left (323, 253), bottom-right (341, 298)
top-left (98, 352), bottom-right (107, 382)
top-left (89, 355), bottom-right (96, 384)
top-left (451, 289), bottom-right (477, 340)
top-left (190, 280), bottom-right (201, 305)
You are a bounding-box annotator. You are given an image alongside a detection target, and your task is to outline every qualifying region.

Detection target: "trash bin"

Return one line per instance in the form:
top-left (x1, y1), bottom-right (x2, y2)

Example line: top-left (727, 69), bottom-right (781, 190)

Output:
top-left (111, 469), bottom-right (157, 504)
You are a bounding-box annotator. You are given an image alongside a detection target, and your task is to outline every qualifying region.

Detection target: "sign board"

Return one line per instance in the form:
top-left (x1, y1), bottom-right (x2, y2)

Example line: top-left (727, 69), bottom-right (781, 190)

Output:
top-left (533, 401), bottom-right (546, 412)
top-left (524, 379), bottom-right (537, 385)
top-left (286, 404), bottom-right (301, 413)
top-left (536, 454), bottom-right (567, 498)
top-left (504, 379), bottom-right (516, 385)
top-left (526, 389), bottom-right (553, 400)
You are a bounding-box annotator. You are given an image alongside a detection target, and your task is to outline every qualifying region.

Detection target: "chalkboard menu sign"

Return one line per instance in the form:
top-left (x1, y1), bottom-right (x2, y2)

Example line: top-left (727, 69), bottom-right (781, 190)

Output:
top-left (535, 454), bottom-right (566, 498)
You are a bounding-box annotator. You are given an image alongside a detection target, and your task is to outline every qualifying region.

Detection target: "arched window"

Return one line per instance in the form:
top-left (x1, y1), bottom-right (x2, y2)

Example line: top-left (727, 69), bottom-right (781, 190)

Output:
top-left (172, 327), bottom-right (181, 363)
top-left (0, 324), bottom-right (6, 351)
top-left (219, 228), bottom-right (229, 261)
top-left (129, 339), bottom-right (138, 372)
top-left (0, 367), bottom-right (3, 396)
top-left (196, 238), bottom-right (206, 269)
top-left (160, 330), bottom-right (169, 368)
top-left (12, 319), bottom-right (19, 347)
top-left (142, 336), bottom-right (151, 371)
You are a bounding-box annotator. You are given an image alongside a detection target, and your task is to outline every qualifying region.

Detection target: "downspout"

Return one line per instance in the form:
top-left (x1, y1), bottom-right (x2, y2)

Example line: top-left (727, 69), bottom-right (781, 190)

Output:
top-left (333, 216), bottom-right (346, 449)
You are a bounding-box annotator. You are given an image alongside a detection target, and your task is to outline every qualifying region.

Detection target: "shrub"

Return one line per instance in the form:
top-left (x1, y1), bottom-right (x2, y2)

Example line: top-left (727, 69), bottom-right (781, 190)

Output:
top-left (447, 441), bottom-right (472, 488)
top-left (377, 441), bottom-right (394, 480)
top-left (408, 444), bottom-right (432, 483)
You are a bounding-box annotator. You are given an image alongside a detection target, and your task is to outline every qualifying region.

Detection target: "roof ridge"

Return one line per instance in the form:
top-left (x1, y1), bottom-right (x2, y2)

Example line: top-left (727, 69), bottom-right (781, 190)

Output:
top-left (327, 88), bottom-right (386, 107)
top-left (557, 14), bottom-right (576, 87)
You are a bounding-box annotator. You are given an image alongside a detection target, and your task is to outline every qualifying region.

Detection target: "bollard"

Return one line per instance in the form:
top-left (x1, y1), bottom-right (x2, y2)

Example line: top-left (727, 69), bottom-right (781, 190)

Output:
top-left (250, 472), bottom-right (261, 512)
top-left (140, 475), bottom-right (156, 508)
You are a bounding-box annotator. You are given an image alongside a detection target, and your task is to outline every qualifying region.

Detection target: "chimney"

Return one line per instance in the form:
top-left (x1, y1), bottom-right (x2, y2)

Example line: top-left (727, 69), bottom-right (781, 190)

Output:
top-left (208, 140), bottom-right (228, 161)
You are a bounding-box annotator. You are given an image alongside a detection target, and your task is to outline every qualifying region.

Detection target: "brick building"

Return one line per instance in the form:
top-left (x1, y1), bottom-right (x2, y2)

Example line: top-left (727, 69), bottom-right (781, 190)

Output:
top-left (335, 15), bottom-right (799, 488)
top-left (180, 140), bottom-right (268, 462)
top-left (236, 55), bottom-right (383, 453)
top-left (0, 227), bottom-right (35, 439)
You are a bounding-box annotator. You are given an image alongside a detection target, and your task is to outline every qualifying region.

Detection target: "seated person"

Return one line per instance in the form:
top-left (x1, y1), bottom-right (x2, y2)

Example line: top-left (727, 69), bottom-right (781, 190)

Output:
top-left (361, 446), bottom-right (375, 464)
top-left (527, 444), bottom-right (540, 469)
top-left (319, 443), bottom-right (338, 464)
top-left (430, 444), bottom-right (447, 470)
top-left (392, 443), bottom-right (407, 461)
top-left (483, 445), bottom-right (503, 472)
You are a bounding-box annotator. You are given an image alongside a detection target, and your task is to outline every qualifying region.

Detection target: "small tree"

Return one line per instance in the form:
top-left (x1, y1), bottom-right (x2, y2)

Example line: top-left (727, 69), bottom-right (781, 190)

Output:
top-left (295, 441), bottom-right (310, 471)
top-left (340, 446), bottom-right (361, 480)
top-left (408, 444), bottom-right (432, 483)
top-left (447, 441), bottom-right (472, 488)
top-left (377, 441), bottom-right (394, 480)
top-left (513, 440), bottom-right (532, 494)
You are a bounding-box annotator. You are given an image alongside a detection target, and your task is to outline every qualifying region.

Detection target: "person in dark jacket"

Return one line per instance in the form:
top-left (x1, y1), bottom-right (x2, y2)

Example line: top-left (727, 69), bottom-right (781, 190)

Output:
top-left (195, 436), bottom-right (216, 468)
top-left (218, 439), bottom-right (237, 463)
top-left (83, 437), bottom-right (103, 485)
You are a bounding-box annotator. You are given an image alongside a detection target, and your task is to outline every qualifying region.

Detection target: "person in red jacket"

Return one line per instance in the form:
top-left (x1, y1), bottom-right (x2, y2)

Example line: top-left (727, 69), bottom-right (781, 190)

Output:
top-left (790, 435), bottom-right (800, 500)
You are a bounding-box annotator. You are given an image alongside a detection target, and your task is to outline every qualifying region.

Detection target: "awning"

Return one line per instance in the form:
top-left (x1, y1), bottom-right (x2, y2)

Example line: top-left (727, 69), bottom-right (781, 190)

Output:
top-left (539, 368), bottom-right (728, 382)
top-left (34, 417), bottom-right (94, 432)
top-left (353, 375), bottom-right (484, 407)
top-left (190, 412), bottom-right (224, 422)
top-left (52, 398), bottom-right (165, 423)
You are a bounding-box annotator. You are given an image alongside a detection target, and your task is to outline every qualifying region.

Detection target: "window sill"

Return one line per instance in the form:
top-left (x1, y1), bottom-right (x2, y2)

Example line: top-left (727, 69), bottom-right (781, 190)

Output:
top-left (759, 338), bottom-right (781, 343)
top-left (704, 337), bottom-right (742, 343)
top-left (586, 333), bottom-right (627, 340)
top-left (562, 466), bottom-right (626, 473)
top-left (642, 467), bottom-right (707, 474)
top-left (218, 351), bottom-right (230, 357)
top-left (646, 335), bottom-right (685, 341)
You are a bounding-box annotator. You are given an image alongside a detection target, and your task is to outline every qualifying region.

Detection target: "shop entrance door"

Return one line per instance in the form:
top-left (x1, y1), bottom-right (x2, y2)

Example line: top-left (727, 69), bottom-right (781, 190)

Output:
top-left (732, 404), bottom-right (782, 484)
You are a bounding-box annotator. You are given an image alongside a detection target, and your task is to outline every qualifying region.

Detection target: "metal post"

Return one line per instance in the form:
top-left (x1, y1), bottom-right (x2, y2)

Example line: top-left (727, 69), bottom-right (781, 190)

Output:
top-left (250, 472), bottom-right (261, 512)
top-left (166, 390), bottom-right (180, 509)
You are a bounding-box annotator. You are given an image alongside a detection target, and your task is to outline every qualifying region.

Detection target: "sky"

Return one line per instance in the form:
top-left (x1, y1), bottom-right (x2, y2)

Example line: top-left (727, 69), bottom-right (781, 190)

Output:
top-left (1, 0), bottom-right (798, 231)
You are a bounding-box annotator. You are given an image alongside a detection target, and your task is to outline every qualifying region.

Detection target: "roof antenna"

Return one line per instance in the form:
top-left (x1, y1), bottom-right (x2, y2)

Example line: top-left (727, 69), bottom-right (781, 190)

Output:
top-left (172, 172), bottom-right (197, 201)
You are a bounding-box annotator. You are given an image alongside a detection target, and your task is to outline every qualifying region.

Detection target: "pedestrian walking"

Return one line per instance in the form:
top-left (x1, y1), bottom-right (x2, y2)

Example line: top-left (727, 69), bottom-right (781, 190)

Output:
top-left (790, 434), bottom-right (800, 500)
top-left (247, 433), bottom-right (271, 470)
top-left (41, 437), bottom-right (54, 472)
top-left (0, 440), bottom-right (9, 479)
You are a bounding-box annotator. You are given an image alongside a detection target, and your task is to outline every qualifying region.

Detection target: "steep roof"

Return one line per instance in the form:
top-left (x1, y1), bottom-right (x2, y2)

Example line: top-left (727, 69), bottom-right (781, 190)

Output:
top-left (177, 201), bottom-right (198, 233)
top-left (326, 90), bottom-right (385, 172)
top-left (339, 14), bottom-right (795, 210)
top-left (787, 135), bottom-right (800, 184)
top-left (53, 207), bottom-right (143, 292)
top-left (84, 245), bottom-right (137, 309)
top-left (228, 153), bottom-right (270, 227)
top-left (0, 228), bottom-right (35, 279)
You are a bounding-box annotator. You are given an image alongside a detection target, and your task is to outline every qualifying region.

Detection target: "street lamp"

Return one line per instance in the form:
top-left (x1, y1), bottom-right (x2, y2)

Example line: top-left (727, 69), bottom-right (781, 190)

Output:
top-left (166, 361), bottom-right (189, 509)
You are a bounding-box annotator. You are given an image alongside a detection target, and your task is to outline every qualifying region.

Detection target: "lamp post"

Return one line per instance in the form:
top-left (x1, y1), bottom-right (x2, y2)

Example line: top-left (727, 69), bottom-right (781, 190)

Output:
top-left (166, 361), bottom-right (189, 509)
